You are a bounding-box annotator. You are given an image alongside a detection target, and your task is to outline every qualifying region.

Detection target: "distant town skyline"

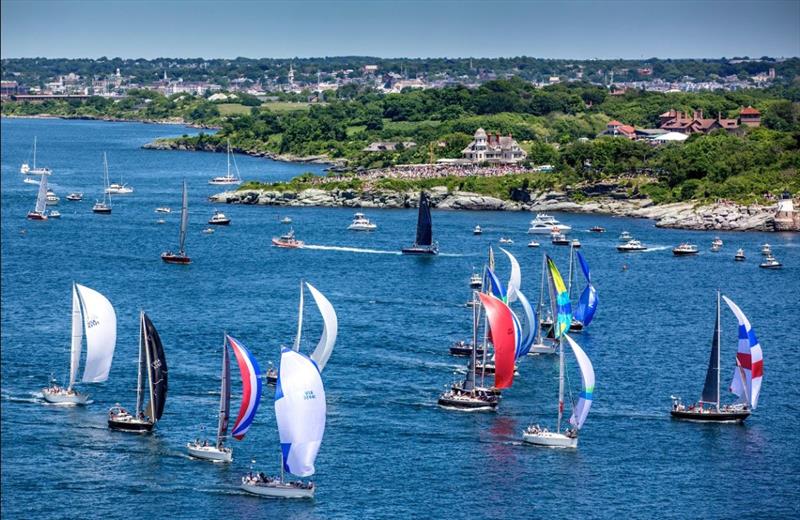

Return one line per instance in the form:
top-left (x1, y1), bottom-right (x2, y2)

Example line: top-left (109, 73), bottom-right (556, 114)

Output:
top-left (2, 0), bottom-right (798, 60)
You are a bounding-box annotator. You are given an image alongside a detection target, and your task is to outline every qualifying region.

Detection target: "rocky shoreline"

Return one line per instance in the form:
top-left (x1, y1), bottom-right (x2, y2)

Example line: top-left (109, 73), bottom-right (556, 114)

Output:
top-left (210, 186), bottom-right (793, 232)
top-left (142, 138), bottom-right (340, 166)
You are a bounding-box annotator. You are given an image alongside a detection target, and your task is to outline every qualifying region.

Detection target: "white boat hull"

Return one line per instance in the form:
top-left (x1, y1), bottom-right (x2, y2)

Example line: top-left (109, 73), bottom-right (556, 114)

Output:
top-left (241, 482), bottom-right (315, 499)
top-left (187, 443), bottom-right (232, 462)
top-left (522, 430), bottom-right (578, 448)
top-left (528, 224), bottom-right (571, 234)
top-left (528, 343), bottom-right (556, 355)
top-left (348, 224), bottom-right (377, 231)
top-left (41, 388), bottom-right (89, 405)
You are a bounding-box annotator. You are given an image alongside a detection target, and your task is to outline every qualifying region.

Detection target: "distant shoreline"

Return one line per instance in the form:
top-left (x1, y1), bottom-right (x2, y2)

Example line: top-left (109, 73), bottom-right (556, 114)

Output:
top-left (1, 113), bottom-right (217, 130)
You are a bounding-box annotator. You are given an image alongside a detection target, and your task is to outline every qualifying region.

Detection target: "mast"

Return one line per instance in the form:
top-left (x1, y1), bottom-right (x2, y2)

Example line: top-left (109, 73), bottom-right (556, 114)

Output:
top-left (465, 290), bottom-right (478, 392)
top-left (557, 335), bottom-right (565, 432)
top-left (280, 451), bottom-right (285, 483)
top-left (217, 335), bottom-right (231, 449)
top-left (293, 280), bottom-right (304, 351)
top-left (33, 136), bottom-right (37, 169)
top-left (102, 153), bottom-right (111, 206)
top-left (716, 290), bottom-right (721, 412)
top-left (227, 139), bottom-right (232, 179)
top-left (178, 180), bottom-right (188, 254)
top-left (135, 311), bottom-right (145, 417)
top-left (480, 265), bottom-right (489, 387)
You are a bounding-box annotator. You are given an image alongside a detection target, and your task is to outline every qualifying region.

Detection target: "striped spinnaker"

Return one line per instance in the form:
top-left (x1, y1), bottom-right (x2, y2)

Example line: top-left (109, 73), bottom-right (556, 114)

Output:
top-left (228, 335), bottom-right (263, 440)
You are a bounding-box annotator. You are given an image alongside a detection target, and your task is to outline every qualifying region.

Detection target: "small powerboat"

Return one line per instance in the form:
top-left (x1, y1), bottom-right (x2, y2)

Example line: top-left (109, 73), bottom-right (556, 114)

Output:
top-left (45, 190), bottom-right (59, 205)
top-left (759, 254), bottom-right (782, 269)
top-left (272, 229), bottom-right (304, 249)
top-left (712, 237), bottom-right (723, 248)
top-left (619, 231), bottom-right (632, 241)
top-left (711, 243), bottom-right (721, 252)
top-left (761, 243), bottom-right (772, 256)
top-left (551, 233), bottom-right (570, 245)
top-left (348, 212), bottom-right (377, 231)
top-left (473, 225), bottom-right (482, 235)
top-left (528, 213), bottom-right (571, 234)
top-left (66, 192), bottom-right (83, 201)
top-left (265, 364), bottom-right (278, 386)
top-left (48, 210), bottom-right (61, 219)
top-left (617, 239), bottom-right (647, 252)
top-left (469, 272), bottom-right (482, 289)
top-left (202, 227), bottom-right (215, 234)
top-left (673, 243), bottom-right (699, 256)
top-left (589, 226), bottom-right (606, 233)
top-left (499, 237), bottom-right (514, 244)
top-left (571, 239), bottom-right (581, 248)
top-left (106, 183), bottom-right (133, 195)
top-left (449, 340), bottom-right (484, 357)
top-left (734, 248), bottom-right (746, 261)
top-left (155, 207), bottom-right (171, 214)
top-left (208, 210), bottom-right (231, 225)
top-left (527, 241), bottom-right (540, 248)
top-left (156, 219), bottom-right (166, 225)
top-left (280, 216), bottom-right (292, 224)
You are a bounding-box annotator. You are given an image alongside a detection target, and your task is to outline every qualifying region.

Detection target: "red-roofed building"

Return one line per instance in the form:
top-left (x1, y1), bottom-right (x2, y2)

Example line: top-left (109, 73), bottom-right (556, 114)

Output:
top-left (658, 109), bottom-right (740, 135)
top-left (739, 106), bottom-right (761, 127)
top-left (599, 120), bottom-right (637, 139)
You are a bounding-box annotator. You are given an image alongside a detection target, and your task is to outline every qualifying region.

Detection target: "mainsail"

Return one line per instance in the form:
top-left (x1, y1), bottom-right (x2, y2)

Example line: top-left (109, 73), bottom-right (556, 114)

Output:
top-left (75, 284), bottom-right (117, 383)
top-left (573, 251), bottom-right (598, 327)
top-left (306, 282), bottom-right (338, 372)
top-left (178, 180), bottom-right (188, 254)
top-left (34, 173), bottom-right (48, 214)
top-left (69, 285), bottom-right (83, 388)
top-left (217, 340), bottom-right (231, 448)
top-left (700, 310), bottom-right (720, 405)
top-left (143, 313), bottom-right (168, 423)
top-left (566, 334), bottom-right (595, 430)
top-left (499, 247), bottom-right (521, 303)
top-left (477, 293), bottom-right (518, 389)
top-left (546, 256), bottom-right (572, 338)
top-left (414, 192), bottom-right (433, 246)
top-left (722, 295), bottom-right (763, 409)
top-left (228, 335), bottom-right (262, 440)
top-left (275, 348), bottom-right (326, 477)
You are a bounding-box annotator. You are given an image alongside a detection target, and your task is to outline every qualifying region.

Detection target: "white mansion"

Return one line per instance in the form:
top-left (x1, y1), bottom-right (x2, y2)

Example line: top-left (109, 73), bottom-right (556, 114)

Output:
top-left (461, 128), bottom-right (527, 164)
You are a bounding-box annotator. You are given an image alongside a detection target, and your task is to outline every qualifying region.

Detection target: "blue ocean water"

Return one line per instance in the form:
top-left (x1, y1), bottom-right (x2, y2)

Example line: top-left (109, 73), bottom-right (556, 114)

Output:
top-left (1, 118), bottom-right (799, 519)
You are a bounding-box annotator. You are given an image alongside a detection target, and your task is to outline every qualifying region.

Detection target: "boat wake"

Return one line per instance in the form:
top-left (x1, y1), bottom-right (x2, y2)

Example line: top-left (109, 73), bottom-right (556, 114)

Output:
top-left (303, 244), bottom-right (402, 255)
top-left (642, 246), bottom-right (670, 252)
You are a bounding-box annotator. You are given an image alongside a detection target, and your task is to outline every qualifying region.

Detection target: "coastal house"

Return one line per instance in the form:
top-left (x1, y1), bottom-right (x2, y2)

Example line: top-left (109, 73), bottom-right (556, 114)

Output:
top-left (739, 106), bottom-right (761, 127)
top-left (598, 120), bottom-right (637, 139)
top-left (658, 109), bottom-right (740, 134)
top-left (363, 141), bottom-right (417, 152)
top-left (461, 128), bottom-right (527, 164)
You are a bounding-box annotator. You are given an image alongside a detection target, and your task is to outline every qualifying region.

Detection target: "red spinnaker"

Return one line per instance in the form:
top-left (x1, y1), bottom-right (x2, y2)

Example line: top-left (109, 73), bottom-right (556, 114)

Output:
top-left (478, 293), bottom-right (516, 389)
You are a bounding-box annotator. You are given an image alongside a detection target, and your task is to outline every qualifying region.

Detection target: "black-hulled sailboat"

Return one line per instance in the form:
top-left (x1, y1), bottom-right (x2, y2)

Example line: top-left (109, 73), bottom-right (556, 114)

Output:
top-left (108, 312), bottom-right (168, 433)
top-left (402, 191), bottom-right (438, 255)
top-left (670, 291), bottom-right (763, 423)
top-left (161, 180), bottom-right (190, 264)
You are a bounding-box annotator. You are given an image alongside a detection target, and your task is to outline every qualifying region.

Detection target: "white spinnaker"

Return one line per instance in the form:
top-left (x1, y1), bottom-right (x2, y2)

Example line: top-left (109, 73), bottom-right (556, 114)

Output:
top-left (275, 349), bottom-right (326, 477)
top-left (69, 284), bottom-right (83, 388)
top-left (75, 284), bottom-right (117, 383)
top-left (566, 334), bottom-right (595, 430)
top-left (306, 282), bottom-right (338, 372)
top-left (500, 247), bottom-right (521, 303)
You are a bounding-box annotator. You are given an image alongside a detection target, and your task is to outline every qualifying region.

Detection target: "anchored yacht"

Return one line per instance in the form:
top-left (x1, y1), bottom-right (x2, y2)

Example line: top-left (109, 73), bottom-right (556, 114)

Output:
top-left (528, 213), bottom-right (571, 234)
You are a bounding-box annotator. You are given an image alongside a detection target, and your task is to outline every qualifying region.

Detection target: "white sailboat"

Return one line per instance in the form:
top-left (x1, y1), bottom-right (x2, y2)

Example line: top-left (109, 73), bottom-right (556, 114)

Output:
top-left (92, 153), bottom-right (112, 214)
top-left (188, 335), bottom-right (262, 462)
top-left (523, 256), bottom-right (595, 448)
top-left (20, 136), bottom-right (52, 176)
top-left (42, 284), bottom-right (117, 405)
top-left (208, 140), bottom-right (242, 185)
top-left (529, 254), bottom-right (556, 355)
top-left (26, 172), bottom-right (50, 220)
top-left (241, 348), bottom-right (326, 498)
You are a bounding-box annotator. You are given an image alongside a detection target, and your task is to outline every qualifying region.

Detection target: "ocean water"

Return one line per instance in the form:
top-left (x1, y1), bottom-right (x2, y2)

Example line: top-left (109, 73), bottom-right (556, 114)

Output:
top-left (2, 118), bottom-right (799, 519)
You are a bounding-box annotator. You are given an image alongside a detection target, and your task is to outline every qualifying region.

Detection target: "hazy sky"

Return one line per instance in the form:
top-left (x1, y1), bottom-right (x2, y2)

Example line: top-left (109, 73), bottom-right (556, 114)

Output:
top-left (2, 0), bottom-right (798, 59)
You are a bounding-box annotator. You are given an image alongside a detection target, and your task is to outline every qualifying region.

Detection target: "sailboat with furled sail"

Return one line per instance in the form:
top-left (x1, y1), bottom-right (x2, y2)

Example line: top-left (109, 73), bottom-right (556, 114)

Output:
top-left (161, 180), bottom-right (190, 264)
top-left (523, 256), bottom-right (595, 448)
top-left (402, 191), bottom-right (438, 255)
top-left (108, 312), bottom-right (168, 433)
top-left (92, 153), bottom-right (112, 214)
top-left (241, 347), bottom-right (325, 498)
top-left (42, 283), bottom-right (117, 405)
top-left (670, 292), bottom-right (762, 422)
top-left (188, 335), bottom-right (262, 462)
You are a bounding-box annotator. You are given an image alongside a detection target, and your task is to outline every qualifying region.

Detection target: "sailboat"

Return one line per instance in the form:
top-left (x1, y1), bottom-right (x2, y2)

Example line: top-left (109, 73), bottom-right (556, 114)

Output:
top-left (523, 256), bottom-right (595, 448)
top-left (266, 281), bottom-right (338, 386)
top-left (188, 335), bottom-right (262, 462)
top-left (26, 171), bottom-right (50, 220)
top-left (20, 136), bottom-right (52, 176)
top-left (402, 191), bottom-right (438, 255)
top-left (208, 139), bottom-right (242, 185)
top-left (670, 292), bottom-right (762, 422)
top-left (572, 250), bottom-right (598, 329)
top-left (540, 245), bottom-right (586, 333)
top-left (241, 348), bottom-right (325, 498)
top-left (92, 153), bottom-right (112, 214)
top-left (108, 312), bottom-right (168, 433)
top-left (529, 255), bottom-right (556, 355)
top-left (42, 283), bottom-right (117, 405)
top-left (161, 180), bottom-right (191, 264)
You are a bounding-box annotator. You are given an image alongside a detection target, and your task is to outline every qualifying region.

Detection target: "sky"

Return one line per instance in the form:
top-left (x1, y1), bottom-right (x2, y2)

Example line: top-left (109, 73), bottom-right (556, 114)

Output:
top-left (1, 0), bottom-right (799, 60)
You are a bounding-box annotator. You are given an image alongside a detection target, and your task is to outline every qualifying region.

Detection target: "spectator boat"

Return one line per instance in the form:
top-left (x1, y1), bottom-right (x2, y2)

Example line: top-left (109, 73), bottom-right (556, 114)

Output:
top-left (528, 213), bottom-right (571, 234)
top-left (347, 212), bottom-right (377, 231)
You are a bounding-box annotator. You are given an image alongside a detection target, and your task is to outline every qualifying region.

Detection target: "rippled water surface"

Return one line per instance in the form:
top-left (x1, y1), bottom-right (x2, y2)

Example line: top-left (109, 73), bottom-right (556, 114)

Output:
top-left (2, 118), bottom-right (799, 519)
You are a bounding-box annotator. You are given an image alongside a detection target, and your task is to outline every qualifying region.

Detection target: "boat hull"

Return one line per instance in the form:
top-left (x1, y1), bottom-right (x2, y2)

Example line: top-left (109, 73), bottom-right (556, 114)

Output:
top-left (208, 220), bottom-right (231, 226)
top-left (187, 443), bottom-right (232, 462)
top-left (241, 482), bottom-right (315, 499)
top-left (161, 252), bottom-right (191, 264)
top-left (522, 431), bottom-right (578, 448)
top-left (92, 207), bottom-right (111, 214)
top-left (41, 388), bottom-right (89, 405)
top-left (670, 409), bottom-right (750, 423)
top-left (108, 417), bottom-right (154, 433)
top-left (401, 245), bottom-right (439, 255)
top-left (759, 263), bottom-right (782, 269)
top-left (437, 393), bottom-right (498, 411)
top-left (272, 239), bottom-right (304, 249)
top-left (528, 343), bottom-right (557, 355)
top-left (26, 212), bottom-right (48, 221)
top-left (673, 250), bottom-right (699, 256)
top-left (449, 344), bottom-right (485, 357)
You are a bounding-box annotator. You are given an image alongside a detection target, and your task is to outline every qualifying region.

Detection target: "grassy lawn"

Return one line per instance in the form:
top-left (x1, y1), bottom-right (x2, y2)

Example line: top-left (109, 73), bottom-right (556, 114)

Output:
top-left (346, 125), bottom-right (366, 137)
top-left (260, 101), bottom-right (316, 113)
top-left (383, 119), bottom-right (443, 132)
top-left (216, 103), bottom-right (251, 116)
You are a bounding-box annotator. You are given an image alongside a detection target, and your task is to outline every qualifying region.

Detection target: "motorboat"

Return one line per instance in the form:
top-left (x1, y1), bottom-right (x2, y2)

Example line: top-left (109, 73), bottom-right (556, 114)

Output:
top-left (45, 190), bottom-right (59, 205)
top-left (280, 216), bottom-right (292, 224)
top-left (571, 239), bottom-right (581, 248)
top-left (734, 248), bottom-right (746, 261)
top-left (272, 228), bottom-right (304, 249)
top-left (449, 340), bottom-right (484, 357)
top-left (528, 213), bottom-right (571, 234)
top-left (106, 183), bottom-right (133, 195)
top-left (711, 243), bottom-right (721, 252)
top-left (617, 239), bottom-right (647, 252)
top-left (469, 272), bottom-right (482, 289)
top-left (551, 233), bottom-right (570, 245)
top-left (673, 243), bottom-right (699, 256)
top-left (527, 240), bottom-right (540, 248)
top-left (66, 192), bottom-right (83, 201)
top-left (208, 210), bottom-right (231, 226)
top-left (202, 227), bottom-right (215, 234)
top-left (48, 210), bottom-right (61, 219)
top-left (23, 177), bottom-right (40, 185)
top-left (759, 255), bottom-right (782, 269)
top-left (155, 207), bottom-right (171, 213)
top-left (473, 225), bottom-right (482, 235)
top-left (761, 243), bottom-right (771, 256)
top-left (265, 365), bottom-right (277, 386)
top-left (712, 237), bottom-right (723, 247)
top-left (348, 212), bottom-right (377, 231)
top-left (589, 226), bottom-right (605, 233)
top-left (619, 231), bottom-right (633, 241)
top-left (157, 219), bottom-right (166, 225)
top-left (208, 139), bottom-right (242, 185)
top-left (499, 237), bottom-right (514, 244)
